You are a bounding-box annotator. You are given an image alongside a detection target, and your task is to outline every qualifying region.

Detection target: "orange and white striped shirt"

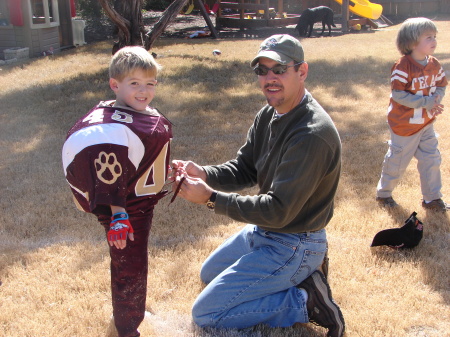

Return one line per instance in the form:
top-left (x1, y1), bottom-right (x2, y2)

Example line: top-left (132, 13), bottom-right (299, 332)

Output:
top-left (387, 54), bottom-right (447, 136)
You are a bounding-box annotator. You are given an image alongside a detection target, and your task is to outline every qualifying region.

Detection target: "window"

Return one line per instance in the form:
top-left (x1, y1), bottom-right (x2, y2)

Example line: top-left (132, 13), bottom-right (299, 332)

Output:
top-left (28, 0), bottom-right (59, 27)
top-left (0, 0), bottom-right (10, 26)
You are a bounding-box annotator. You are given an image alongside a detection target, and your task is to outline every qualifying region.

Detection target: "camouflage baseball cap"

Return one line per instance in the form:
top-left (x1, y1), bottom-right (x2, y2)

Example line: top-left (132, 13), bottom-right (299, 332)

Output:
top-left (250, 34), bottom-right (304, 67)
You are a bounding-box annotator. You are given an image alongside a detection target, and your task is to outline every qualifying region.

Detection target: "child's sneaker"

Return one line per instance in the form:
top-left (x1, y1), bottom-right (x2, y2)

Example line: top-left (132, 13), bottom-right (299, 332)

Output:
top-left (376, 196), bottom-right (398, 207)
top-left (422, 199), bottom-right (450, 212)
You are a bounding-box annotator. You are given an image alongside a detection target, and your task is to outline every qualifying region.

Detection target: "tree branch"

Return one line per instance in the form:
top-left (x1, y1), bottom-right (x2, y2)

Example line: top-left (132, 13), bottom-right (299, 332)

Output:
top-left (98, 0), bottom-right (131, 52)
top-left (144, 0), bottom-right (189, 50)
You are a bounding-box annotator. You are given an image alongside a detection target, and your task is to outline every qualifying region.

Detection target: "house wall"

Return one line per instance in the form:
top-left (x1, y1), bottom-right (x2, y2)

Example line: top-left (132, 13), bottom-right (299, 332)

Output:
top-left (0, 0), bottom-right (63, 59)
top-left (0, 26), bottom-right (25, 58)
top-left (22, 0), bottom-right (61, 56)
top-left (0, 20), bottom-right (61, 59)
top-left (26, 26), bottom-right (59, 57)
top-left (0, 27), bottom-right (17, 51)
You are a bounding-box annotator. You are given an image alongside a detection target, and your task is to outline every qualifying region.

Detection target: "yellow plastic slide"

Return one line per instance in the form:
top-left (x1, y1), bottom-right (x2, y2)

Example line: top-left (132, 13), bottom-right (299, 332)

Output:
top-left (333, 0), bottom-right (383, 20)
top-left (184, 3), bottom-right (194, 15)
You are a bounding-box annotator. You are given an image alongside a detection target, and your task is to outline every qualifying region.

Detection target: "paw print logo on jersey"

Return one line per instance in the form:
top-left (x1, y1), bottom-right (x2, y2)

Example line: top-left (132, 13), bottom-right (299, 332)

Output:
top-left (94, 152), bottom-right (122, 184)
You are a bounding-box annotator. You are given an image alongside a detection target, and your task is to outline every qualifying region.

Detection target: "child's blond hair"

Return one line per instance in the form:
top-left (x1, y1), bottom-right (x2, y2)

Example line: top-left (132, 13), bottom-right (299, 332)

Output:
top-left (396, 17), bottom-right (437, 55)
top-left (109, 46), bottom-right (161, 81)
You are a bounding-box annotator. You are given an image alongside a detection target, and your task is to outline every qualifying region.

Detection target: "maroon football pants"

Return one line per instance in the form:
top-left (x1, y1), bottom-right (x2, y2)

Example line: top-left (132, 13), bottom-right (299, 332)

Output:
top-left (99, 214), bottom-right (153, 337)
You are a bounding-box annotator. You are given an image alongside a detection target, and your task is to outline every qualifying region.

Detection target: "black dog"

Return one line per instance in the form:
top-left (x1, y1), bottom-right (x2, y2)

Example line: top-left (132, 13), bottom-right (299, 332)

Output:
top-left (296, 6), bottom-right (336, 37)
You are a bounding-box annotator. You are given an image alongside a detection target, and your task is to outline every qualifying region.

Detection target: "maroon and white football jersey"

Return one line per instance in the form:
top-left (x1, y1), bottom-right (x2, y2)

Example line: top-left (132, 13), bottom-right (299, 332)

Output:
top-left (62, 101), bottom-right (172, 216)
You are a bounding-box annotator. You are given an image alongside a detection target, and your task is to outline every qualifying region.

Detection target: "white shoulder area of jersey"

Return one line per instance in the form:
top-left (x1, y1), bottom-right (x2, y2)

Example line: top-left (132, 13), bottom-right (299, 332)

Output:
top-left (436, 67), bottom-right (446, 81)
top-left (391, 69), bottom-right (408, 83)
top-left (136, 106), bottom-right (160, 116)
top-left (100, 101), bottom-right (160, 117)
top-left (98, 100), bottom-right (115, 108)
top-left (145, 107), bottom-right (160, 116)
top-left (62, 123), bottom-right (145, 174)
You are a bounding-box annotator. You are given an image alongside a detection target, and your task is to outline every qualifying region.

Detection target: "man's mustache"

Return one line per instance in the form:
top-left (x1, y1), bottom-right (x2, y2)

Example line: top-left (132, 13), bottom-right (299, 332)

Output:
top-left (264, 84), bottom-right (283, 89)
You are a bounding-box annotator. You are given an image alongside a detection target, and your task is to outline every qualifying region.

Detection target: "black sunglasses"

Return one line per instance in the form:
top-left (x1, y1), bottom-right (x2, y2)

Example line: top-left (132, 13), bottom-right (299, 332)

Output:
top-left (253, 62), bottom-right (304, 76)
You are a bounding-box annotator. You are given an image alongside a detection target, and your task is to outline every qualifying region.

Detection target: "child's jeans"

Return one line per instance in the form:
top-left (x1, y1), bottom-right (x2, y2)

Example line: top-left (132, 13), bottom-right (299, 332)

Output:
top-left (377, 123), bottom-right (442, 201)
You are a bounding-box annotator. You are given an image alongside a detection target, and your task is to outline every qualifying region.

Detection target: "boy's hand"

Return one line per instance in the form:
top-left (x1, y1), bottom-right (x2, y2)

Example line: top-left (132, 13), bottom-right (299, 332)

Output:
top-left (430, 94), bottom-right (444, 116)
top-left (108, 212), bottom-right (134, 249)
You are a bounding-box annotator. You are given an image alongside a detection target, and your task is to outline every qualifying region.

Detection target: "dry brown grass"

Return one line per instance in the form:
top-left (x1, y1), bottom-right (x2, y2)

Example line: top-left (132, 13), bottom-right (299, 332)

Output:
top-left (1, 16), bottom-right (449, 337)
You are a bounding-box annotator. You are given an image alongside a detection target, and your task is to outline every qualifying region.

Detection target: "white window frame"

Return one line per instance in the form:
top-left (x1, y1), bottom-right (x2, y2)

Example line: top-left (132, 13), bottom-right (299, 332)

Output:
top-left (27, 0), bottom-right (60, 28)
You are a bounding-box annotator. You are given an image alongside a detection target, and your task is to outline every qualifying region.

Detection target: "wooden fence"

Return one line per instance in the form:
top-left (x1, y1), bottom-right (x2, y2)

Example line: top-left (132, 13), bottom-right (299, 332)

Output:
top-left (213, 0), bottom-right (450, 16)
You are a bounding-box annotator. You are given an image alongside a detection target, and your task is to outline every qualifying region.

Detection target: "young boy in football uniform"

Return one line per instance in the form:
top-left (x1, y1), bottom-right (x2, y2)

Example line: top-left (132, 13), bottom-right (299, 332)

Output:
top-left (62, 46), bottom-right (172, 337)
top-left (376, 17), bottom-right (448, 211)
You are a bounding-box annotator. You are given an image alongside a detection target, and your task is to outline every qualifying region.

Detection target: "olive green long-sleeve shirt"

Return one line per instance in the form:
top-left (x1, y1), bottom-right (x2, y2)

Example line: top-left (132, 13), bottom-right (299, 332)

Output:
top-left (203, 91), bottom-right (341, 233)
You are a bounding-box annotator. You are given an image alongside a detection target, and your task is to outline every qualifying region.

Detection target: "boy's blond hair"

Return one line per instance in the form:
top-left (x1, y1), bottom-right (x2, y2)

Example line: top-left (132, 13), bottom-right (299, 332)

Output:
top-left (396, 17), bottom-right (437, 55)
top-left (109, 46), bottom-right (162, 81)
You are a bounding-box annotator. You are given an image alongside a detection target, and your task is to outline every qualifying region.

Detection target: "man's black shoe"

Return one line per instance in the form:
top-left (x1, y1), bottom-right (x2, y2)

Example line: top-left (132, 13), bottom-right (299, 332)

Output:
top-left (298, 271), bottom-right (345, 337)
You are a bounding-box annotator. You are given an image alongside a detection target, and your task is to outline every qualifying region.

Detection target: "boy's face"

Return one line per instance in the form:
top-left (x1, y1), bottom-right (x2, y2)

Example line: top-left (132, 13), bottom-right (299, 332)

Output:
top-left (412, 30), bottom-right (437, 60)
top-left (109, 69), bottom-right (157, 112)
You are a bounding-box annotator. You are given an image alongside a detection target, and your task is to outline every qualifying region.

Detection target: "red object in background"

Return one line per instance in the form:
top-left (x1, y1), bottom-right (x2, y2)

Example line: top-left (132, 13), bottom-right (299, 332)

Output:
top-left (70, 0), bottom-right (76, 17)
top-left (8, 0), bottom-right (23, 26)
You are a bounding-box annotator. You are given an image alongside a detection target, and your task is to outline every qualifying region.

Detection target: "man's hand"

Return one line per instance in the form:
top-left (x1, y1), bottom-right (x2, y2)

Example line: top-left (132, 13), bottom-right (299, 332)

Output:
top-left (172, 175), bottom-right (214, 205)
top-left (108, 212), bottom-right (134, 249)
top-left (170, 160), bottom-right (206, 181)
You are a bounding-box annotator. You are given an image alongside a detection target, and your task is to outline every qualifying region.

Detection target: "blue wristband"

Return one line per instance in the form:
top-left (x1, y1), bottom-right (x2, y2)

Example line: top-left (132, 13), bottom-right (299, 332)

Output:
top-left (111, 212), bottom-right (129, 222)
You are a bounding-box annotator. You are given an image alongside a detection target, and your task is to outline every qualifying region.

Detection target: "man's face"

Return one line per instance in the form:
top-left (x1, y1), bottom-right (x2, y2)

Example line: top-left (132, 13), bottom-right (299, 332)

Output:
top-left (256, 57), bottom-right (308, 114)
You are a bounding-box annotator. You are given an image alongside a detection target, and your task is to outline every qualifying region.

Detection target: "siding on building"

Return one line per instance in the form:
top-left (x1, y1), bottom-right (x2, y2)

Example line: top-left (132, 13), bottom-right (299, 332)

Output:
top-left (28, 27), bottom-right (59, 56)
top-left (0, 26), bottom-right (25, 58)
top-left (0, 25), bottom-right (58, 59)
top-left (0, 0), bottom-right (74, 60)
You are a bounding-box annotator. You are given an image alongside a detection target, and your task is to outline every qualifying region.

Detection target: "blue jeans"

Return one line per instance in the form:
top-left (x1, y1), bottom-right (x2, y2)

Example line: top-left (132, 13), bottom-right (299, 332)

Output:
top-left (192, 224), bottom-right (327, 329)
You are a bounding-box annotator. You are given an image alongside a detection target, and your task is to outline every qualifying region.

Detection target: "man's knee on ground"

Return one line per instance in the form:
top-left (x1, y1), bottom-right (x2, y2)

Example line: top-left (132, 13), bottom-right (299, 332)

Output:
top-left (192, 302), bottom-right (215, 327)
top-left (199, 267), bottom-right (215, 284)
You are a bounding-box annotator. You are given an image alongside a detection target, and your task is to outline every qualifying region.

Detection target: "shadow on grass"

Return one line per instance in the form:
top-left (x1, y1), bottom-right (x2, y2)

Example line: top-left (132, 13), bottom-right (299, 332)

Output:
top-left (2, 41), bottom-right (448, 241)
top-left (1, 39), bottom-right (449, 335)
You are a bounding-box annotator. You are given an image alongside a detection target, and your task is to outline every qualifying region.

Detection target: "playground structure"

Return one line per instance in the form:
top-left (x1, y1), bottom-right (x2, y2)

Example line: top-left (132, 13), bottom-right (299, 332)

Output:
top-left (334, 0), bottom-right (382, 20)
top-left (211, 0), bottom-right (388, 31)
top-left (215, 0), bottom-right (301, 29)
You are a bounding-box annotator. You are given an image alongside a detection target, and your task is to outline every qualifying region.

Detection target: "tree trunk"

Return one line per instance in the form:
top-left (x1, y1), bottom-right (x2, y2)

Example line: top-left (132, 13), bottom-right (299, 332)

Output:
top-left (144, 0), bottom-right (189, 50)
top-left (114, 0), bottom-right (144, 46)
top-left (98, 0), bottom-right (139, 54)
top-left (99, 0), bottom-right (189, 54)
